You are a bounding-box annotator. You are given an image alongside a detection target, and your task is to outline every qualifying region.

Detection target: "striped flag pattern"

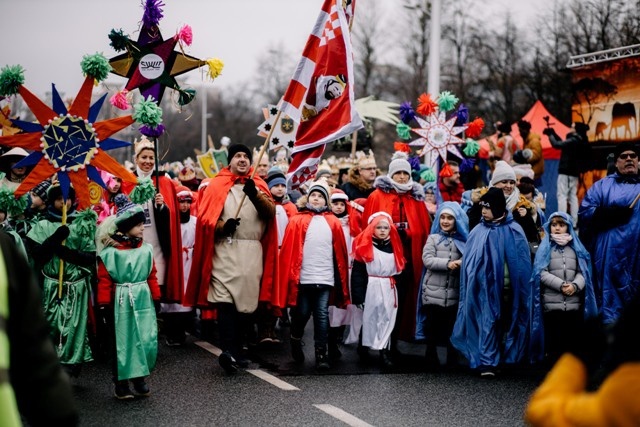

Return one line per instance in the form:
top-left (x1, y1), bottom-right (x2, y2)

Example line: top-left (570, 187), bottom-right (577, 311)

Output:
top-left (282, 0), bottom-right (362, 189)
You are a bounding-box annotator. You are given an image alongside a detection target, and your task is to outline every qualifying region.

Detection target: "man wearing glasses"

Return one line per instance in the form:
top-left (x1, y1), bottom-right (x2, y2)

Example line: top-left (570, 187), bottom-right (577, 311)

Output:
top-left (579, 142), bottom-right (640, 324)
top-left (342, 155), bottom-right (378, 201)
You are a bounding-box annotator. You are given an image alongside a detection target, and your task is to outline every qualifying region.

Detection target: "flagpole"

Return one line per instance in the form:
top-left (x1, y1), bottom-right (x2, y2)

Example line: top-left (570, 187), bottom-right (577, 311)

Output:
top-left (350, 130), bottom-right (358, 159)
top-left (232, 110), bottom-right (283, 219)
top-left (153, 137), bottom-right (160, 192)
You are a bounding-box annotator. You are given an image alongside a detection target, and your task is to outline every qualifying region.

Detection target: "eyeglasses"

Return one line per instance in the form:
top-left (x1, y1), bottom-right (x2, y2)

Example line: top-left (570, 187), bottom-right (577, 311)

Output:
top-left (360, 167), bottom-right (377, 171)
top-left (618, 152), bottom-right (638, 160)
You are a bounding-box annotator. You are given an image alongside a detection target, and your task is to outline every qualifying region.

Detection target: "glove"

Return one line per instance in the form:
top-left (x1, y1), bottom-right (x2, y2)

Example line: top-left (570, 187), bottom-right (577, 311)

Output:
top-left (154, 300), bottom-right (161, 315)
top-left (242, 178), bottom-right (258, 199)
top-left (222, 218), bottom-right (241, 236)
top-left (593, 206), bottom-right (634, 229)
top-left (542, 127), bottom-right (558, 139)
top-left (47, 225), bottom-right (70, 246)
top-left (513, 150), bottom-right (527, 164)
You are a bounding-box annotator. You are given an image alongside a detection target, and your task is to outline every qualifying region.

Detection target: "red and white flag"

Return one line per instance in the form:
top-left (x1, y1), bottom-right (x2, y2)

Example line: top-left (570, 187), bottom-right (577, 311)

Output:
top-left (281, 0), bottom-right (363, 189)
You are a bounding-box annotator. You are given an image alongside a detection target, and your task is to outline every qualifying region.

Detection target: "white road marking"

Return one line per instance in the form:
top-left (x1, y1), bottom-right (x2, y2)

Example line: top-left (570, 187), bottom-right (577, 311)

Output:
top-left (194, 340), bottom-right (222, 356)
top-left (313, 404), bottom-right (375, 427)
top-left (193, 340), bottom-right (299, 391)
top-left (246, 369), bottom-right (300, 391)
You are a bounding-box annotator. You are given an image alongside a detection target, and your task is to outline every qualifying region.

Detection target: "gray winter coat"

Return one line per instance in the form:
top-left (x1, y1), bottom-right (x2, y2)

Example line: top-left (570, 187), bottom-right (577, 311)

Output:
top-left (421, 233), bottom-right (462, 307)
top-left (540, 245), bottom-right (585, 312)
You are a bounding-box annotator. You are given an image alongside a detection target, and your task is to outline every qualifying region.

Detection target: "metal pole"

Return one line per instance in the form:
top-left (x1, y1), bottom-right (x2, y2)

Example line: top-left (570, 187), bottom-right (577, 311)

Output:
top-left (201, 85), bottom-right (207, 154)
top-left (428, 0), bottom-right (442, 97)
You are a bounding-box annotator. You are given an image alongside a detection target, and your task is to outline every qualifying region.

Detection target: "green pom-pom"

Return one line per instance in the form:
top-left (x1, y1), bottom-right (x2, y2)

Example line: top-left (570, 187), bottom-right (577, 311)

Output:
top-left (129, 178), bottom-right (156, 205)
top-left (420, 167), bottom-right (436, 183)
top-left (133, 96), bottom-right (163, 128)
top-left (0, 186), bottom-right (27, 217)
top-left (436, 91), bottom-right (458, 112)
top-left (463, 139), bottom-right (480, 157)
top-left (396, 123), bottom-right (412, 140)
top-left (108, 29), bottom-right (129, 52)
top-left (0, 65), bottom-right (25, 97)
top-left (81, 53), bottom-right (111, 82)
top-left (73, 208), bottom-right (98, 239)
top-left (178, 88), bottom-right (196, 106)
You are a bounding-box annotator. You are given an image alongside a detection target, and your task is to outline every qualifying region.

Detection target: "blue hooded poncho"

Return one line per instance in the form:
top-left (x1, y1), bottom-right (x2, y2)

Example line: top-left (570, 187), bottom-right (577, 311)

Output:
top-left (450, 211), bottom-right (538, 368)
top-left (529, 212), bottom-right (598, 360)
top-left (578, 173), bottom-right (640, 324)
top-left (415, 202), bottom-right (468, 340)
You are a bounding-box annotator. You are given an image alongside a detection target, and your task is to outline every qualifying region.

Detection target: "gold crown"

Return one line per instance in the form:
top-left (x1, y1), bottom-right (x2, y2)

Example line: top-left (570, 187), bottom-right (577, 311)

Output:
top-left (134, 135), bottom-right (155, 157)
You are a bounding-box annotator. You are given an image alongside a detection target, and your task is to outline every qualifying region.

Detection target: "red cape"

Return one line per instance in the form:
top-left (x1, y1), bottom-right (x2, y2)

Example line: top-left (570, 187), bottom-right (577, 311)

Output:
top-left (183, 168), bottom-right (280, 308)
top-left (278, 210), bottom-right (350, 308)
top-left (122, 173), bottom-right (184, 302)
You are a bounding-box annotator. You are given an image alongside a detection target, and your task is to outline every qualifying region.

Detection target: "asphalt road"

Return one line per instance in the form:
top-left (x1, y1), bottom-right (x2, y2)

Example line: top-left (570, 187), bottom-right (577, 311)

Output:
top-left (72, 322), bottom-right (546, 426)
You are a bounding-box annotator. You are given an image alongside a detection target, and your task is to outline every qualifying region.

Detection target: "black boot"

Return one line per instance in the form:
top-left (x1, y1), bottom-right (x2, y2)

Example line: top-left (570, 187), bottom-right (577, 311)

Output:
top-left (357, 341), bottom-right (370, 362)
top-left (315, 346), bottom-right (330, 371)
top-left (425, 345), bottom-right (440, 371)
top-left (380, 349), bottom-right (394, 371)
top-left (290, 336), bottom-right (305, 363)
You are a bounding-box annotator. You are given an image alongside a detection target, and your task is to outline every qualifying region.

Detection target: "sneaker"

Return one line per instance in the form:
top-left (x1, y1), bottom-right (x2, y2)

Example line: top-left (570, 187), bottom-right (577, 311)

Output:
top-left (219, 351), bottom-right (239, 374)
top-left (131, 378), bottom-right (150, 396)
top-left (290, 337), bottom-right (305, 363)
top-left (114, 382), bottom-right (135, 400)
top-left (165, 338), bottom-right (184, 347)
top-left (315, 347), bottom-right (330, 371)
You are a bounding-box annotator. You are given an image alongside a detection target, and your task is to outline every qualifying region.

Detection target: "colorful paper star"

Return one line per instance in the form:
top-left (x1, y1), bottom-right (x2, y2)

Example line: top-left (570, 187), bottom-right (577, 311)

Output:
top-left (408, 110), bottom-right (467, 168)
top-left (0, 77), bottom-right (137, 208)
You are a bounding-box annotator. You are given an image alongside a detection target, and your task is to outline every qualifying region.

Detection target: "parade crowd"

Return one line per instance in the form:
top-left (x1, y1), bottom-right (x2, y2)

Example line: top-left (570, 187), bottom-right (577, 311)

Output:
top-left (2, 122), bottom-right (640, 424)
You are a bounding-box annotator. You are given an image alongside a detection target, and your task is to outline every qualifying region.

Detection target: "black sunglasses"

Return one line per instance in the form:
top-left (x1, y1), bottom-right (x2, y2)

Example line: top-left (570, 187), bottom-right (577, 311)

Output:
top-left (618, 152), bottom-right (638, 160)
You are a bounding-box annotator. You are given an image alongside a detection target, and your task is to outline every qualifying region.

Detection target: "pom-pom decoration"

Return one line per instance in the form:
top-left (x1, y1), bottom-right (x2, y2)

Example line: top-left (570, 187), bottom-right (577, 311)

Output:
top-left (74, 208), bottom-right (99, 239)
top-left (454, 104), bottom-right (469, 127)
top-left (108, 29), bottom-right (130, 52)
top-left (0, 186), bottom-right (28, 217)
top-left (129, 177), bottom-right (156, 205)
top-left (107, 0), bottom-right (222, 106)
top-left (416, 93), bottom-right (437, 116)
top-left (140, 123), bottom-right (166, 138)
top-left (463, 139), bottom-right (480, 157)
top-left (177, 88), bottom-right (196, 106)
top-left (133, 96), bottom-right (163, 128)
top-left (436, 91), bottom-right (458, 112)
top-left (399, 101), bottom-right (416, 124)
top-left (206, 58), bottom-right (224, 80)
top-left (393, 141), bottom-right (412, 153)
top-left (408, 155), bottom-right (421, 171)
top-left (420, 167), bottom-right (436, 182)
top-left (0, 65), bottom-right (25, 97)
top-left (110, 90), bottom-right (131, 110)
top-left (396, 122), bottom-right (412, 140)
top-left (459, 157), bottom-right (476, 174)
top-left (80, 53), bottom-right (111, 83)
top-left (176, 24), bottom-right (193, 46)
top-left (465, 118), bottom-right (485, 139)
top-left (0, 74), bottom-right (137, 209)
top-left (439, 162), bottom-right (453, 177)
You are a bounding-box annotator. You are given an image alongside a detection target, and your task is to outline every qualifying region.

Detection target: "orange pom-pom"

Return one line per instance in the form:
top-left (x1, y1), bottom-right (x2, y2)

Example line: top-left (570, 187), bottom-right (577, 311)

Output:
top-left (439, 162), bottom-right (453, 177)
top-left (466, 117), bottom-right (485, 138)
top-left (416, 93), bottom-right (438, 116)
top-left (394, 141), bottom-right (412, 153)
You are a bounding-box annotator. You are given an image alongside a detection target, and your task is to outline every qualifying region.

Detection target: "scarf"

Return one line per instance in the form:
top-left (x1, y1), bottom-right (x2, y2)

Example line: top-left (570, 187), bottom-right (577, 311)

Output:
top-left (305, 204), bottom-right (330, 214)
top-left (389, 179), bottom-right (414, 194)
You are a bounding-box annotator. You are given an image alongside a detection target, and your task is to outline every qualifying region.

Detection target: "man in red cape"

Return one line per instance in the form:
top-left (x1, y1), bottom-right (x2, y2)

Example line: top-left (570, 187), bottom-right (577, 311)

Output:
top-left (184, 144), bottom-right (279, 373)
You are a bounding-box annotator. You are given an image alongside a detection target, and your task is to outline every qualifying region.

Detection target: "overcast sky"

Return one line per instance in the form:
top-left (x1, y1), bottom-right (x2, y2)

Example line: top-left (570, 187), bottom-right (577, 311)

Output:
top-left (3, 0), bottom-right (551, 98)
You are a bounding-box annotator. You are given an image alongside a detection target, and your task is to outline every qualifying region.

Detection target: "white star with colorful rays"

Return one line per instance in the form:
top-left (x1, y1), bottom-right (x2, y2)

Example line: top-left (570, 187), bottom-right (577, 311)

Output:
top-left (408, 110), bottom-right (467, 168)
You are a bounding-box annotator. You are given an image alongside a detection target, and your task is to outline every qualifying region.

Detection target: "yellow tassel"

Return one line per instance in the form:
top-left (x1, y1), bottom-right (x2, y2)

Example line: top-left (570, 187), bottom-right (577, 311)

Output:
top-left (206, 58), bottom-right (224, 80)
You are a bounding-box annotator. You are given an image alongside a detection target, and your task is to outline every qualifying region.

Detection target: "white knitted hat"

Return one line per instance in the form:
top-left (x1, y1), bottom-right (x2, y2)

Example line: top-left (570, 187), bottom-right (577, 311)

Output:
top-left (490, 160), bottom-right (517, 186)
top-left (387, 152), bottom-right (412, 178)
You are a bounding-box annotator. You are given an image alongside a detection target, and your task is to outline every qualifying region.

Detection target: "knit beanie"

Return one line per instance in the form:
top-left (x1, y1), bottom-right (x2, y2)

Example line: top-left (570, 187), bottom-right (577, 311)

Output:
top-left (266, 166), bottom-right (286, 189)
top-left (490, 160), bottom-right (517, 186)
top-left (113, 194), bottom-right (145, 233)
top-left (387, 153), bottom-right (412, 178)
top-left (176, 185), bottom-right (193, 202)
top-left (308, 180), bottom-right (330, 204)
top-left (31, 180), bottom-right (51, 203)
top-left (46, 183), bottom-right (76, 205)
top-left (479, 187), bottom-right (507, 219)
top-left (227, 144), bottom-right (253, 163)
top-left (331, 188), bottom-right (349, 202)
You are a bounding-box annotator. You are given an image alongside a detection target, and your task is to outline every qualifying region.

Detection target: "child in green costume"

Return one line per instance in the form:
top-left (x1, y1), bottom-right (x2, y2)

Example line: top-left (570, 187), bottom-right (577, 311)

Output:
top-left (96, 194), bottom-right (161, 400)
top-left (26, 184), bottom-right (97, 378)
